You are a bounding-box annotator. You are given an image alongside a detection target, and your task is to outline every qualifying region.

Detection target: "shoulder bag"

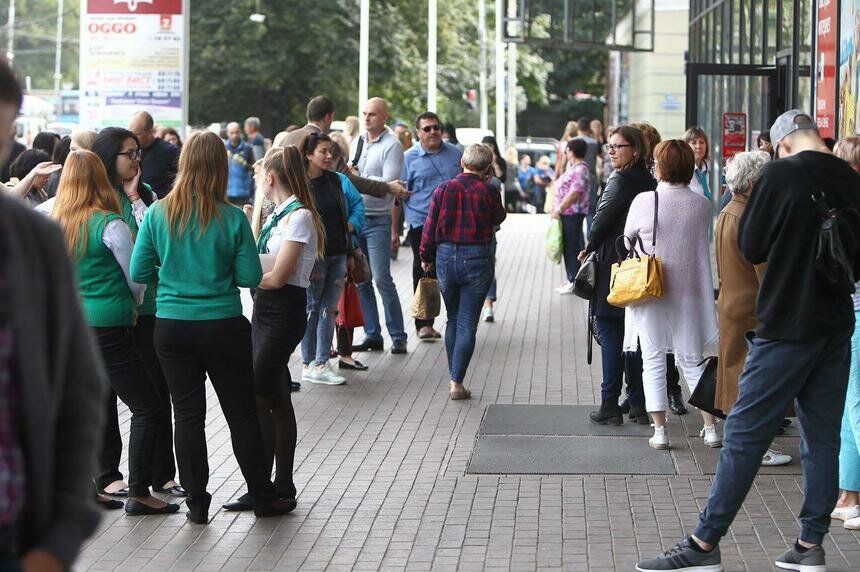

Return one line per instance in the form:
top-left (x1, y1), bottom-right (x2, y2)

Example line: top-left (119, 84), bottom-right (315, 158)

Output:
top-left (333, 178), bottom-right (372, 283)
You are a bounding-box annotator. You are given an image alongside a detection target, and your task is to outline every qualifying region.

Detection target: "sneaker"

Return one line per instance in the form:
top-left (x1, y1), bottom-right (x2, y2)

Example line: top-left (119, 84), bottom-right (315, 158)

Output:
top-left (700, 425), bottom-right (722, 448)
top-left (636, 537), bottom-right (723, 571)
top-left (309, 364), bottom-right (346, 386)
top-left (831, 504), bottom-right (860, 521)
top-left (774, 543), bottom-right (826, 572)
top-left (301, 365), bottom-right (314, 382)
top-left (649, 426), bottom-right (671, 450)
top-left (555, 282), bottom-right (575, 295)
top-left (844, 515), bottom-right (860, 530)
top-left (761, 448), bottom-right (793, 467)
top-left (481, 306), bottom-right (495, 322)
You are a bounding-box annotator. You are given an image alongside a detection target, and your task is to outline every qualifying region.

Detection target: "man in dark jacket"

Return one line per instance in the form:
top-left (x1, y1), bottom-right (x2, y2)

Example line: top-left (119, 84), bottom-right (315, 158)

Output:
top-left (639, 110), bottom-right (860, 572)
top-left (0, 58), bottom-right (106, 571)
top-left (129, 110), bottom-right (179, 198)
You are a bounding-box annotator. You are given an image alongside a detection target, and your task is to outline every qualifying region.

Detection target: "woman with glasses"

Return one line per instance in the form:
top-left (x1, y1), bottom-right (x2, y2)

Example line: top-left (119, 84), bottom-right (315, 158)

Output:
top-left (131, 131), bottom-right (295, 524)
top-left (50, 150), bottom-right (177, 516)
top-left (300, 132), bottom-right (365, 386)
top-left (579, 126), bottom-right (654, 426)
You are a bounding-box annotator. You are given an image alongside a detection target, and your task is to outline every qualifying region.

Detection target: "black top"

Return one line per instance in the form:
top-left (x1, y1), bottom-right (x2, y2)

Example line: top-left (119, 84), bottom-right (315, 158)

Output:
top-left (141, 137), bottom-right (180, 198)
top-left (310, 171), bottom-right (348, 257)
top-left (739, 150), bottom-right (860, 341)
top-left (0, 141), bottom-right (24, 183)
top-left (586, 163), bottom-right (656, 318)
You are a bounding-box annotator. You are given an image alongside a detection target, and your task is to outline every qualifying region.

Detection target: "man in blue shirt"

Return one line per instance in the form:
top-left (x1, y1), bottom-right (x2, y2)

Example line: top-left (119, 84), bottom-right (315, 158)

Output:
top-left (402, 111), bottom-right (462, 339)
top-left (225, 122), bottom-right (254, 205)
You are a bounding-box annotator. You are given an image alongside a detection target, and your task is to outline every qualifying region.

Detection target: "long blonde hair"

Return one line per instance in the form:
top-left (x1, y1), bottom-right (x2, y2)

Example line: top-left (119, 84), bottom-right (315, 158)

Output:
top-left (164, 130), bottom-right (228, 236)
top-left (51, 150), bottom-right (122, 257)
top-left (262, 146), bottom-right (326, 257)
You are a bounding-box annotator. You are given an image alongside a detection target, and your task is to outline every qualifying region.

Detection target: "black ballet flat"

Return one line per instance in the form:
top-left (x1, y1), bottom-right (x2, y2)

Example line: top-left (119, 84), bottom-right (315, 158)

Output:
top-left (124, 498), bottom-right (181, 516)
top-left (153, 485), bottom-right (189, 498)
top-left (338, 359), bottom-right (368, 371)
top-left (96, 494), bottom-right (124, 510)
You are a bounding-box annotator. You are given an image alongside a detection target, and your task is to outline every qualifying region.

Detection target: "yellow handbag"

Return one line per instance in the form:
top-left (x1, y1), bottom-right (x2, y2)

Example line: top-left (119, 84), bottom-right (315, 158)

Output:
top-left (607, 190), bottom-right (664, 308)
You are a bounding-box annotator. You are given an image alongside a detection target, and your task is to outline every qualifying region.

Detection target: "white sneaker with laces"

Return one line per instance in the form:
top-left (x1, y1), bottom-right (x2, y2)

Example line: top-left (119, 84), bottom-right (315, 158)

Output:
top-left (700, 425), bottom-right (722, 448)
top-left (844, 515), bottom-right (860, 530)
top-left (761, 448), bottom-right (793, 467)
top-left (310, 364), bottom-right (346, 385)
top-left (649, 426), bottom-right (670, 450)
top-left (555, 282), bottom-right (575, 295)
top-left (301, 365), bottom-right (315, 382)
top-left (831, 504), bottom-right (860, 521)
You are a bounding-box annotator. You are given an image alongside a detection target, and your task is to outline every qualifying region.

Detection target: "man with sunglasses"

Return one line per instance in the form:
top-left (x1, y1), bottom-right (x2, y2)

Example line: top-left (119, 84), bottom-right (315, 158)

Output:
top-left (402, 111), bottom-right (463, 339)
top-left (128, 110), bottom-right (179, 198)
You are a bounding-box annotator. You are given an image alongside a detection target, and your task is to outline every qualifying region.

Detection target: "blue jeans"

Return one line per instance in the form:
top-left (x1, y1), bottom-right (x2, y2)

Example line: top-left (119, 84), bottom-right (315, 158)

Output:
top-left (357, 215), bottom-right (406, 344)
top-left (594, 316), bottom-right (645, 407)
top-left (301, 255), bottom-right (347, 366)
top-left (839, 312), bottom-right (860, 490)
top-left (695, 329), bottom-right (852, 546)
top-left (436, 242), bottom-right (493, 383)
top-left (486, 235), bottom-right (498, 301)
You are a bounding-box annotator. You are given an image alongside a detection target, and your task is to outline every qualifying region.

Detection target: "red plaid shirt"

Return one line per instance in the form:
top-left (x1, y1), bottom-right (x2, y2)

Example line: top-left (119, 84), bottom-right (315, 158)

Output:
top-left (420, 172), bottom-right (507, 263)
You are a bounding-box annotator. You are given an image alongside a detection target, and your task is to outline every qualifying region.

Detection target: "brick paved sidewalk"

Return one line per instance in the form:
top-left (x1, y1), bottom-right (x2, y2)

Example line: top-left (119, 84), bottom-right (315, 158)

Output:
top-left (78, 214), bottom-right (860, 571)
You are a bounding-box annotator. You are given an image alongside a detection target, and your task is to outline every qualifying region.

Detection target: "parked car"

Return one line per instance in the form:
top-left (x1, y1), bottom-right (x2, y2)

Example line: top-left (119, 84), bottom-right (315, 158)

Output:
top-left (515, 136), bottom-right (559, 171)
top-left (14, 116), bottom-right (48, 147)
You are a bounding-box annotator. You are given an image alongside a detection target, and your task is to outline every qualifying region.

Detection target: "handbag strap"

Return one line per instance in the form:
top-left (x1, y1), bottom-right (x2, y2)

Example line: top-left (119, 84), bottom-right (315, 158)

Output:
top-left (651, 189), bottom-right (658, 255)
top-left (615, 235), bottom-right (647, 261)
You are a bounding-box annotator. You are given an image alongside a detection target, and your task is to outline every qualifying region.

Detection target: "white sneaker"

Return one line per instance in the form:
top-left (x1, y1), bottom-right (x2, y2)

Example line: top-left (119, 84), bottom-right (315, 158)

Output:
top-left (481, 306), bottom-right (495, 322)
top-left (555, 282), bottom-right (575, 295)
top-left (761, 448), bottom-right (793, 467)
top-left (649, 426), bottom-right (670, 450)
top-left (301, 365), bottom-right (315, 382)
top-left (845, 515), bottom-right (860, 530)
top-left (310, 364), bottom-right (346, 386)
top-left (831, 504), bottom-right (860, 521)
top-left (700, 425), bottom-right (722, 448)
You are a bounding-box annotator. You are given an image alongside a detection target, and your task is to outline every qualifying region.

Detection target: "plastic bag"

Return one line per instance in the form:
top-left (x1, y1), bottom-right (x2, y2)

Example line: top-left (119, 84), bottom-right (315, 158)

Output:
top-left (546, 219), bottom-right (563, 264)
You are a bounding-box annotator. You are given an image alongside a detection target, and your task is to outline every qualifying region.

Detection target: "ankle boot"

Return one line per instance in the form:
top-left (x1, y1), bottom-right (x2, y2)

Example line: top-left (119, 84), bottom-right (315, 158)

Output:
top-left (628, 404), bottom-right (650, 424)
top-left (589, 399), bottom-right (623, 426)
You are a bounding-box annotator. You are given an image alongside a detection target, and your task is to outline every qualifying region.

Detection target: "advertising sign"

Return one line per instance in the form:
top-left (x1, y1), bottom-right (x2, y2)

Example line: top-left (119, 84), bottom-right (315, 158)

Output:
top-left (721, 112), bottom-right (747, 162)
top-left (80, 0), bottom-right (187, 129)
top-left (816, 0), bottom-right (837, 138)
top-left (839, 0), bottom-right (860, 137)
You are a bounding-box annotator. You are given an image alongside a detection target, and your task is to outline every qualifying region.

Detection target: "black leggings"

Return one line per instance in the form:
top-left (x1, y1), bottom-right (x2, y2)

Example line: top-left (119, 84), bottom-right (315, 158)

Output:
top-left (252, 285), bottom-right (307, 499)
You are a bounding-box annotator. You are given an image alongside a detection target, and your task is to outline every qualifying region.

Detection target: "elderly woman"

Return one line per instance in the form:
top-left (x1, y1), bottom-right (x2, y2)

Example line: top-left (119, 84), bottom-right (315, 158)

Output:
top-left (622, 140), bottom-right (720, 450)
top-left (831, 136), bottom-right (860, 528)
top-left (420, 144), bottom-right (506, 400)
top-left (684, 126), bottom-right (712, 200)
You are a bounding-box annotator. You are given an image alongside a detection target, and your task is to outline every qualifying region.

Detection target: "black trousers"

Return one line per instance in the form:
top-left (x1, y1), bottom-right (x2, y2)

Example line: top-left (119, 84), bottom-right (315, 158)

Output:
top-left (408, 225), bottom-right (435, 330)
top-left (666, 354), bottom-right (682, 396)
top-left (97, 390), bottom-right (123, 490)
top-left (133, 315), bottom-right (177, 488)
top-left (252, 285), bottom-right (306, 499)
top-left (561, 213), bottom-right (585, 283)
top-left (153, 316), bottom-right (276, 510)
top-left (93, 326), bottom-right (162, 498)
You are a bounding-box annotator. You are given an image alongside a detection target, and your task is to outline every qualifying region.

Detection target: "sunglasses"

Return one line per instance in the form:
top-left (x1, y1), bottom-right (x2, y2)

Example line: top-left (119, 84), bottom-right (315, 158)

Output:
top-left (118, 148), bottom-right (142, 161)
top-left (421, 124), bottom-right (441, 133)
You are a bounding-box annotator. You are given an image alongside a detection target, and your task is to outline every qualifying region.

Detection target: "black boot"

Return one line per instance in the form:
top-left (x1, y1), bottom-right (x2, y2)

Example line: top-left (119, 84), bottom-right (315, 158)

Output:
top-left (618, 393), bottom-right (631, 415)
top-left (668, 392), bottom-right (688, 415)
top-left (628, 404), bottom-right (650, 424)
top-left (589, 399), bottom-right (623, 426)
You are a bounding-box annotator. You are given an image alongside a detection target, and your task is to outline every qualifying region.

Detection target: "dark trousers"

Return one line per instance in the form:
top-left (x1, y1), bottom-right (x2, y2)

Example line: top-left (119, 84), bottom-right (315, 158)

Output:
top-left (93, 326), bottom-right (162, 498)
top-left (97, 390), bottom-right (123, 490)
top-left (153, 317), bottom-right (276, 510)
top-left (408, 226), bottom-right (435, 330)
top-left (694, 330), bottom-right (851, 546)
top-left (665, 354), bottom-right (682, 396)
top-left (561, 213), bottom-right (585, 283)
top-left (252, 285), bottom-right (306, 499)
top-left (594, 316), bottom-right (645, 408)
top-left (133, 315), bottom-right (177, 488)
top-left (336, 324), bottom-right (354, 357)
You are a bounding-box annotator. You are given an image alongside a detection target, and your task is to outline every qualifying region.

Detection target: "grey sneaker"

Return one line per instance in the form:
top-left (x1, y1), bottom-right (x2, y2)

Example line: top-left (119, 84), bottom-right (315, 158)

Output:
top-left (636, 537), bottom-right (723, 571)
top-left (774, 544), bottom-right (826, 572)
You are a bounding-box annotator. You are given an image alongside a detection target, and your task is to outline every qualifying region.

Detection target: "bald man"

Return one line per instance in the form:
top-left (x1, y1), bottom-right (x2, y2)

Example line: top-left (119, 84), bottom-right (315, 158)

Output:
top-left (225, 121), bottom-right (255, 205)
top-left (349, 97), bottom-right (408, 354)
top-left (129, 110), bottom-right (179, 198)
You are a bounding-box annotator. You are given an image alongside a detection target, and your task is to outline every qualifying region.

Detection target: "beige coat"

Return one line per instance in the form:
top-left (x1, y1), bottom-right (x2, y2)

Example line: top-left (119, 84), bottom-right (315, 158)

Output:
top-left (715, 194), bottom-right (765, 412)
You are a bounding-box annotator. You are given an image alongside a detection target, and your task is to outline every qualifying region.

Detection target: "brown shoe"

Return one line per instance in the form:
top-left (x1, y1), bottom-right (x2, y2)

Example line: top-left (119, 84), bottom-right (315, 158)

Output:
top-left (418, 326), bottom-right (435, 340)
top-left (449, 381), bottom-right (471, 400)
top-left (431, 328), bottom-right (442, 339)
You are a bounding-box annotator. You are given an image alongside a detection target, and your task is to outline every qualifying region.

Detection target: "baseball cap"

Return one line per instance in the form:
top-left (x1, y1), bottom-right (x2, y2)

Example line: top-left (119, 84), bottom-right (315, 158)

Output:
top-left (770, 109), bottom-right (818, 151)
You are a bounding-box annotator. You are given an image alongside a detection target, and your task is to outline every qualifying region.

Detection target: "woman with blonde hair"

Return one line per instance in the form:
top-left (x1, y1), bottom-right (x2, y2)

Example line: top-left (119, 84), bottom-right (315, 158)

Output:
top-left (130, 131), bottom-right (295, 524)
top-left (222, 146), bottom-right (326, 513)
top-left (51, 150), bottom-right (177, 516)
top-left (555, 120), bottom-right (579, 178)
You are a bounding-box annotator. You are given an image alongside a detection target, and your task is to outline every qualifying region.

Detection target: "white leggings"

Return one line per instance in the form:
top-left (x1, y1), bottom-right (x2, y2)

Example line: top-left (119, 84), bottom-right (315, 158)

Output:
top-left (640, 336), bottom-right (706, 413)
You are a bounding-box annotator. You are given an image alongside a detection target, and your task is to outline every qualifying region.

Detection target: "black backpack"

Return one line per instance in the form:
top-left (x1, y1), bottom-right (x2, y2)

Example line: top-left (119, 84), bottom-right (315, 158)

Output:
top-left (811, 188), bottom-right (860, 296)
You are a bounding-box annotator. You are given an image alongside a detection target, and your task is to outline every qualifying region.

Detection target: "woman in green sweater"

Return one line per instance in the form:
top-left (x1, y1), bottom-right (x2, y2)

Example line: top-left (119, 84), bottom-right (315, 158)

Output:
top-left (50, 150), bottom-right (178, 516)
top-left (130, 131), bottom-right (295, 524)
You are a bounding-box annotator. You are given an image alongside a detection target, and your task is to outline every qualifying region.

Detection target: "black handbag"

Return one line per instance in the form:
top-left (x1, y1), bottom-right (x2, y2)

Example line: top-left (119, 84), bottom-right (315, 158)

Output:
top-left (687, 357), bottom-right (726, 420)
top-left (573, 252), bottom-right (598, 300)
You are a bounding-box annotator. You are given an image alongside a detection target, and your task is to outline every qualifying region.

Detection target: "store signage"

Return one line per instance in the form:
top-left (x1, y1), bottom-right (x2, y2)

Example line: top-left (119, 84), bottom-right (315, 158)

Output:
top-left (816, 0), bottom-right (838, 138)
top-left (838, 0), bottom-right (860, 137)
top-left (722, 112), bottom-right (747, 161)
top-left (80, 0), bottom-right (187, 129)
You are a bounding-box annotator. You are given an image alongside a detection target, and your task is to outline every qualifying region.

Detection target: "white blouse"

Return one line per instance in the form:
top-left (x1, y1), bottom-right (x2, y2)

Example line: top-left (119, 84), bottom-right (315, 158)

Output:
top-left (263, 197), bottom-right (318, 289)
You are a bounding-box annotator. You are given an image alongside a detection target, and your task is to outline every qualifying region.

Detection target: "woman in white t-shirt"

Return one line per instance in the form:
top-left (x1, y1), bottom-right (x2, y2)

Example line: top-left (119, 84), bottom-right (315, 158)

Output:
top-left (223, 146), bottom-right (325, 512)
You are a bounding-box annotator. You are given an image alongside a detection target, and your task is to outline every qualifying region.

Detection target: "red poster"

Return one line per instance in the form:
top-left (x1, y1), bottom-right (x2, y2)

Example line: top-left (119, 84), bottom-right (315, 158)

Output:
top-left (816, 0), bottom-right (837, 138)
top-left (722, 112), bottom-right (747, 161)
top-left (87, 0), bottom-right (182, 15)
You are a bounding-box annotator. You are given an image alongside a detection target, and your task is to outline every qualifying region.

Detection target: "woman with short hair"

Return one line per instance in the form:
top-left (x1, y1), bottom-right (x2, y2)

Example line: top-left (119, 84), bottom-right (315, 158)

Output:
top-left (684, 126), bottom-right (712, 200)
top-left (552, 138), bottom-right (590, 294)
top-left (622, 140), bottom-right (720, 450)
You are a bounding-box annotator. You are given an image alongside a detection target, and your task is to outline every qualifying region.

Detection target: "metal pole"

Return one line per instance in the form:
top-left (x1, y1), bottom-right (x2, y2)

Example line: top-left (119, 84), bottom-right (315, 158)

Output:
top-left (478, 0), bottom-right (488, 129)
top-left (6, 0), bottom-right (14, 67)
top-left (358, 0), bottom-right (369, 124)
top-left (494, 0), bottom-right (505, 142)
top-left (506, 0), bottom-right (517, 146)
top-left (428, 0), bottom-right (437, 112)
top-left (54, 0), bottom-right (64, 93)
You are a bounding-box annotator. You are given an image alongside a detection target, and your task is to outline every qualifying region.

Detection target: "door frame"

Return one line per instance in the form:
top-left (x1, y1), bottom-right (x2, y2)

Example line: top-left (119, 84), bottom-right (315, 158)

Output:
top-left (685, 63), bottom-right (779, 129)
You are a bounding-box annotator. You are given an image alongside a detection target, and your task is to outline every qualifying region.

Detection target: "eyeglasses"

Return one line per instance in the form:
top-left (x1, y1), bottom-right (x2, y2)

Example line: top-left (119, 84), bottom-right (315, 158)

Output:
top-left (604, 143), bottom-right (633, 153)
top-left (420, 124), bottom-right (441, 133)
top-left (118, 148), bottom-right (142, 161)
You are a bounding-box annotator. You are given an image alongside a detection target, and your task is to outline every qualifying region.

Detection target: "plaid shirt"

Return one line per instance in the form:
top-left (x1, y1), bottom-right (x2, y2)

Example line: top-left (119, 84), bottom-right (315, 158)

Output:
top-left (420, 172), bottom-right (507, 263)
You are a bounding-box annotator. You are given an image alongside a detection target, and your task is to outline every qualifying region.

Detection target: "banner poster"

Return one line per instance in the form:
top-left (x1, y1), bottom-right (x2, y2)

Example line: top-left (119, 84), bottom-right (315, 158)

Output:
top-left (816, 0), bottom-right (837, 137)
top-left (722, 112), bottom-right (747, 162)
top-left (838, 0), bottom-right (860, 137)
top-left (80, 0), bottom-right (186, 129)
